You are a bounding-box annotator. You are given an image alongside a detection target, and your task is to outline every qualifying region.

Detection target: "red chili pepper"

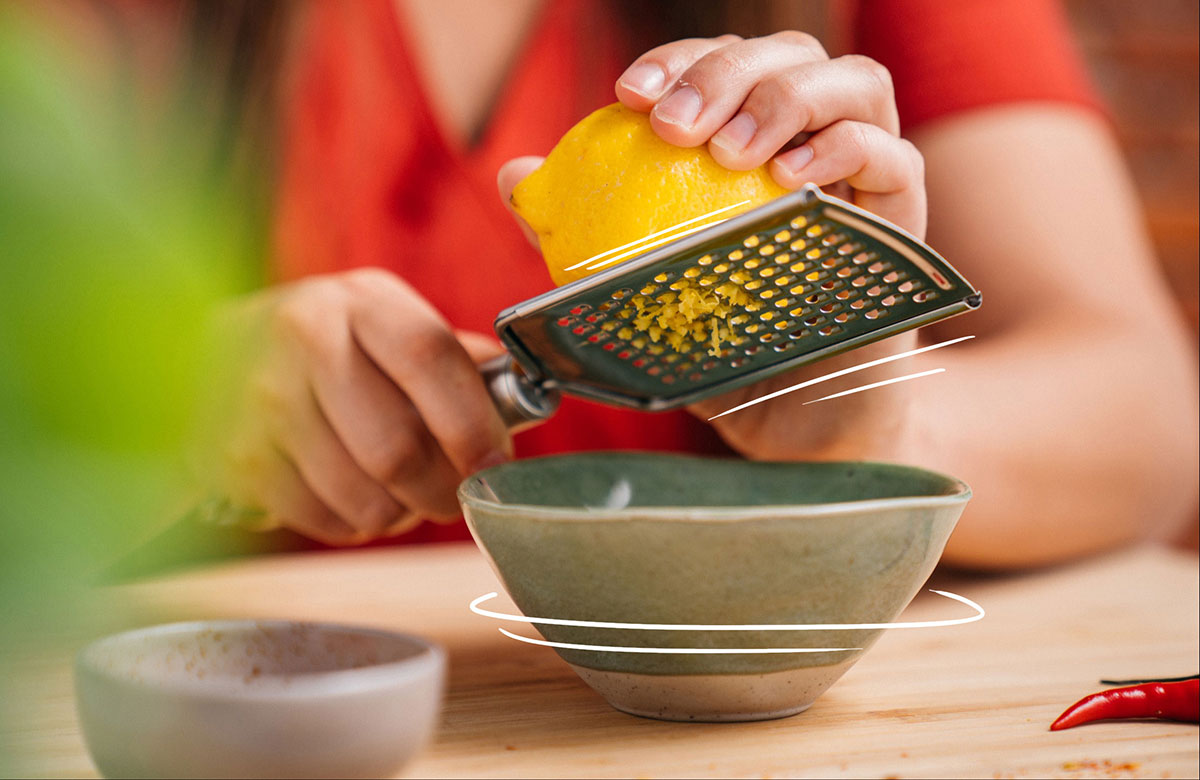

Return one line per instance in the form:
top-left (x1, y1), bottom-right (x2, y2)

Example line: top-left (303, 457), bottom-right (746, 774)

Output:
top-left (1050, 678), bottom-right (1199, 730)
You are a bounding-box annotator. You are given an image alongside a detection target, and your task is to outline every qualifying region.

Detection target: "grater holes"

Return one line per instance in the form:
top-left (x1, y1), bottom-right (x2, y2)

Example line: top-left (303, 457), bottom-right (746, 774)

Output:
top-left (640, 284), bottom-right (659, 295)
top-left (597, 301), bottom-right (614, 312)
top-left (837, 242), bottom-right (862, 256)
top-left (805, 292), bottom-right (825, 304)
top-left (653, 272), bottom-right (672, 284)
top-left (789, 284), bottom-right (806, 296)
top-left (805, 270), bottom-right (822, 282)
top-left (697, 253), bottom-right (715, 266)
top-left (744, 302), bottom-right (764, 312)
top-left (774, 230), bottom-right (791, 242)
top-left (865, 309), bottom-right (884, 320)
top-left (788, 328), bottom-right (807, 340)
top-left (834, 312), bottom-right (853, 323)
top-left (758, 266), bottom-right (777, 278)
top-left (851, 276), bottom-right (869, 288)
top-left (774, 252), bottom-right (793, 266)
top-left (612, 288), bottom-right (633, 300)
top-left (850, 299), bottom-right (866, 310)
top-left (837, 267), bottom-right (854, 278)
top-left (603, 341), bottom-right (617, 351)
top-left (819, 303), bottom-right (836, 314)
top-left (688, 372), bottom-right (703, 382)
top-left (790, 239), bottom-right (807, 253)
top-left (806, 247), bottom-right (823, 260)
top-left (759, 332), bottom-right (778, 343)
top-left (867, 261), bottom-right (888, 274)
top-left (759, 289), bottom-right (778, 299)
top-left (867, 285), bottom-right (883, 297)
top-left (698, 274), bottom-right (719, 287)
top-left (773, 319), bottom-right (793, 331)
top-left (745, 323), bottom-right (761, 334)
top-left (744, 345), bottom-right (762, 356)
top-left (774, 297), bottom-right (795, 309)
top-left (804, 315), bottom-right (825, 326)
top-left (818, 324), bottom-right (842, 337)
top-left (789, 306), bottom-right (808, 318)
top-left (684, 266), bottom-right (703, 279)
top-left (883, 270), bottom-right (901, 283)
top-left (569, 304), bottom-right (591, 315)
top-left (730, 356), bottom-right (747, 368)
top-left (729, 250), bottom-right (745, 261)
top-left (821, 257), bottom-right (839, 269)
top-left (821, 233), bottom-right (846, 247)
top-left (585, 313), bottom-right (601, 323)
top-left (661, 374), bottom-right (675, 384)
top-left (759, 244), bottom-right (776, 256)
top-left (852, 252), bottom-right (873, 265)
top-left (835, 290), bottom-right (851, 300)
top-left (729, 314), bottom-right (750, 326)
top-left (882, 295), bottom-right (899, 307)
top-left (601, 321), bottom-right (619, 332)
top-left (820, 280), bottom-right (841, 291)
top-left (774, 341), bottom-right (795, 352)
top-left (556, 316), bottom-right (576, 327)
top-left (897, 280), bottom-right (915, 293)
top-left (669, 279), bottom-right (689, 291)
top-left (790, 261), bottom-right (807, 274)
top-left (745, 279), bottom-right (765, 291)
top-left (775, 274), bottom-right (796, 287)
top-left (744, 258), bottom-right (762, 270)
top-left (913, 290), bottom-right (938, 303)
top-left (789, 216), bottom-right (808, 230)
top-left (572, 325), bottom-right (593, 336)
top-left (743, 235), bottom-right (761, 248)
top-left (759, 311), bottom-right (777, 322)
top-left (714, 262), bottom-right (731, 274)
top-left (806, 224), bottom-right (824, 237)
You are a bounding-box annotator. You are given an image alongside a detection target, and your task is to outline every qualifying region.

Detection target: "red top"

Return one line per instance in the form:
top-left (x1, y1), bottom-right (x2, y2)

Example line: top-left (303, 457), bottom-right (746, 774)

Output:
top-left (274, 0), bottom-right (1099, 544)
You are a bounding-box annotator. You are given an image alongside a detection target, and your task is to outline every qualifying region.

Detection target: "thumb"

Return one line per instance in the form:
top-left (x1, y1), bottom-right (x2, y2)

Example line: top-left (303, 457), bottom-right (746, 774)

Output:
top-left (497, 156), bottom-right (544, 248)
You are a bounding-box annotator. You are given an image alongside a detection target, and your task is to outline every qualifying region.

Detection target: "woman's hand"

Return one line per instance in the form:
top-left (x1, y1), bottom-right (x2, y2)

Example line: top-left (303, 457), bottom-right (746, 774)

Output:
top-left (197, 268), bottom-right (511, 545)
top-left (615, 31), bottom-right (926, 239)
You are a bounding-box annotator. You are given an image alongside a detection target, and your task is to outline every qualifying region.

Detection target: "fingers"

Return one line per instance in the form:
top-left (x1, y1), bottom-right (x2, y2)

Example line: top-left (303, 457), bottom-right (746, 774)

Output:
top-left (616, 35), bottom-right (742, 109)
top-left (771, 120), bottom-right (927, 238)
top-left (244, 439), bottom-right (363, 546)
top-left (344, 269), bottom-right (513, 477)
top-left (709, 54), bottom-right (900, 170)
top-left (306, 339), bottom-right (465, 520)
top-left (260, 371), bottom-right (410, 537)
top-left (497, 156), bottom-right (544, 247)
top-left (646, 32), bottom-right (829, 148)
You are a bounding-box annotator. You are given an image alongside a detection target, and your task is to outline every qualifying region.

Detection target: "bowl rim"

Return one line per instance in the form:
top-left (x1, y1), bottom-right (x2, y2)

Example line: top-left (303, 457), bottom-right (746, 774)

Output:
top-left (458, 452), bottom-right (971, 523)
top-left (75, 620), bottom-right (445, 701)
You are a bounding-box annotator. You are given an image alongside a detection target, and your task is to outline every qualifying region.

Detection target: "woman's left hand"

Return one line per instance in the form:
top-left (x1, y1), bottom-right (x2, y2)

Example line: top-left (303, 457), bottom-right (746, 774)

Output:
top-left (615, 31), bottom-right (926, 239)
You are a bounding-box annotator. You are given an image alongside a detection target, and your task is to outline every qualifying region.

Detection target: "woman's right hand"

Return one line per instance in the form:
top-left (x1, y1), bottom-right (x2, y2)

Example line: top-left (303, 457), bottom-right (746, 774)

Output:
top-left (199, 268), bottom-right (512, 545)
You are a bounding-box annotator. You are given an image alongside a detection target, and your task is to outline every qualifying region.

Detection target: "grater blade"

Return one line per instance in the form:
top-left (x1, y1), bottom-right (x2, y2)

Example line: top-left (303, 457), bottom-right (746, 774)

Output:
top-left (490, 184), bottom-right (980, 418)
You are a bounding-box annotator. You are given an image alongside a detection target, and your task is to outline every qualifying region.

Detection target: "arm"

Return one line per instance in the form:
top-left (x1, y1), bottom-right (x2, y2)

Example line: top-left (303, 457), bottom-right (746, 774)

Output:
top-left (907, 105), bottom-right (1199, 568)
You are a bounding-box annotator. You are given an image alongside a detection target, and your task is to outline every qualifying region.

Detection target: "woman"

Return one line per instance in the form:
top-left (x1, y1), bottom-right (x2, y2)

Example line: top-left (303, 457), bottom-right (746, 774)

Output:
top-left (184, 0), bottom-right (1196, 567)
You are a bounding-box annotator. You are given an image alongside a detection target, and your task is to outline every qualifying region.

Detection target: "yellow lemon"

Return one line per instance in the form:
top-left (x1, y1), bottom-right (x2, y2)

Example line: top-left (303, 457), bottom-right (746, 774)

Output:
top-left (512, 103), bottom-right (789, 287)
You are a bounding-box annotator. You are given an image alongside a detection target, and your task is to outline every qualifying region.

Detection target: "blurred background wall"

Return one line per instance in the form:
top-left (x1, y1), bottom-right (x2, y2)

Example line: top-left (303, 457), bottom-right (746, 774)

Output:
top-left (1064, 0), bottom-right (1198, 335)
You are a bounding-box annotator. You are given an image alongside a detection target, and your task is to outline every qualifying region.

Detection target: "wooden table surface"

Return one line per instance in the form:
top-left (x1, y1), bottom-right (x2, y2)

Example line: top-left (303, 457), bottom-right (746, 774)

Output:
top-left (4, 542), bottom-right (1197, 779)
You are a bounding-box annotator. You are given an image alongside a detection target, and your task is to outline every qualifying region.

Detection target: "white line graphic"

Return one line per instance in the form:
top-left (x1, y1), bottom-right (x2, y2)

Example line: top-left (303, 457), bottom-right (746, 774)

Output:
top-left (707, 334), bottom-right (974, 420)
top-left (471, 589), bottom-right (984, 632)
top-left (802, 368), bottom-right (945, 405)
top-left (586, 217), bottom-right (734, 271)
top-left (565, 200), bottom-right (751, 272)
top-left (496, 628), bottom-right (861, 655)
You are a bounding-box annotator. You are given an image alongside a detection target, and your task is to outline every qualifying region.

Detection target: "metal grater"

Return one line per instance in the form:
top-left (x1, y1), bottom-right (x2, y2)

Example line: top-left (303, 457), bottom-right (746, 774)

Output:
top-left (482, 184), bottom-right (980, 427)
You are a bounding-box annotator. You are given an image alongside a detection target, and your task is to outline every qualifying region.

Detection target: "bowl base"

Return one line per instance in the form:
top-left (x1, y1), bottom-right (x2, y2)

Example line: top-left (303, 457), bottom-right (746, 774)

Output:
top-left (569, 659), bottom-right (855, 723)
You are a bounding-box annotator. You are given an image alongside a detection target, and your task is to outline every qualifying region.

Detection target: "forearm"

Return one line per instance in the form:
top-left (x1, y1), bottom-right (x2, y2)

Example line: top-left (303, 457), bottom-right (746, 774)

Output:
top-left (901, 314), bottom-right (1199, 569)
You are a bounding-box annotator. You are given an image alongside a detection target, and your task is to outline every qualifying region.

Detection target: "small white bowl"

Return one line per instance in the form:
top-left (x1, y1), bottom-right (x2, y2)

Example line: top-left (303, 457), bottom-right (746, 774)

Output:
top-left (75, 621), bottom-right (444, 779)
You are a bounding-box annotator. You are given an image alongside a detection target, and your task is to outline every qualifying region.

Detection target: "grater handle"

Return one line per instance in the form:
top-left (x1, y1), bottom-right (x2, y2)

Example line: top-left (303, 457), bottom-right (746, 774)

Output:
top-left (479, 354), bottom-right (561, 432)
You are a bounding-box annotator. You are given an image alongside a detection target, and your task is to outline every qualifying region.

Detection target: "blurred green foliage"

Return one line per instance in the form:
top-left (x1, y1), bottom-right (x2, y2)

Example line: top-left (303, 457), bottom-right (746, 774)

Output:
top-left (0, 5), bottom-right (264, 770)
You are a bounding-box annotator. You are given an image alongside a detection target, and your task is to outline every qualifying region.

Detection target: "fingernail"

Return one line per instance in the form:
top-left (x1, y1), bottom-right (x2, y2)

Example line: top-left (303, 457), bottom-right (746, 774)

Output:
top-left (711, 112), bottom-right (757, 153)
top-left (471, 450), bottom-right (510, 473)
top-left (776, 144), bottom-right (815, 176)
top-left (619, 62), bottom-right (667, 99)
top-left (654, 85), bottom-right (702, 129)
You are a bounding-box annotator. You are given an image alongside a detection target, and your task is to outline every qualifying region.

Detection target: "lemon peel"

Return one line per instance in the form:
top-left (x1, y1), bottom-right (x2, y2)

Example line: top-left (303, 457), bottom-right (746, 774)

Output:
top-left (512, 103), bottom-right (788, 355)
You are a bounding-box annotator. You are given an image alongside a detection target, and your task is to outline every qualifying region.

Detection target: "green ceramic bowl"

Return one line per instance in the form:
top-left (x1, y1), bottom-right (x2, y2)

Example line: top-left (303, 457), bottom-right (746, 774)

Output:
top-left (459, 452), bottom-right (970, 722)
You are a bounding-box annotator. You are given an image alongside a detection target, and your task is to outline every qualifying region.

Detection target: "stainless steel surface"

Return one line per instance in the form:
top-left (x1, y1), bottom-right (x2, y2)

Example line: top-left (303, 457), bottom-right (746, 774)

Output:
top-left (489, 184), bottom-right (980, 414)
